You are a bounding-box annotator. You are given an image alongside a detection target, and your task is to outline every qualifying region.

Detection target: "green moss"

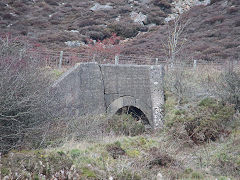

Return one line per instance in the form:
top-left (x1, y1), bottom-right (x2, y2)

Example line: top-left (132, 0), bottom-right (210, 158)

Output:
top-left (68, 145), bottom-right (109, 169)
top-left (114, 141), bottom-right (121, 147)
top-left (174, 109), bottom-right (186, 115)
top-left (164, 94), bottom-right (179, 127)
top-left (81, 167), bottom-right (97, 178)
top-left (164, 93), bottom-right (177, 111)
top-left (70, 149), bottom-right (82, 159)
top-left (217, 152), bottom-right (229, 162)
top-left (121, 136), bottom-right (157, 151)
top-left (198, 98), bottom-right (216, 107)
top-left (237, 159), bottom-right (240, 167)
top-left (126, 149), bottom-right (140, 157)
top-left (33, 174), bottom-right (39, 180)
top-left (57, 150), bottom-right (65, 156)
top-left (1, 167), bottom-right (10, 176)
top-left (184, 168), bottom-right (193, 174)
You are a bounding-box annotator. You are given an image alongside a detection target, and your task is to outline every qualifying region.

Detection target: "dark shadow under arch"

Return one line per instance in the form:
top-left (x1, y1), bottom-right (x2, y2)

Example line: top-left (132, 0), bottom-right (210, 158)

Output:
top-left (106, 96), bottom-right (153, 127)
top-left (116, 106), bottom-right (150, 125)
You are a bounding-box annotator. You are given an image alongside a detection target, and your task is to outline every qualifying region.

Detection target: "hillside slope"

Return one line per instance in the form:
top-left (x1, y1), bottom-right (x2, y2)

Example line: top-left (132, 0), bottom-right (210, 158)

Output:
top-left (0, 0), bottom-right (239, 61)
top-left (0, 0), bottom-right (173, 49)
top-left (122, 0), bottom-right (240, 61)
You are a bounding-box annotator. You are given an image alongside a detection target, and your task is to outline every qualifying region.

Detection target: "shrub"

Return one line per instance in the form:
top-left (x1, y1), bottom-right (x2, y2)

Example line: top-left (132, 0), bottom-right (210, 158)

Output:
top-left (147, 15), bottom-right (165, 25)
top-left (0, 150), bottom-right (74, 179)
top-left (44, 113), bottom-right (146, 146)
top-left (107, 22), bottom-right (140, 38)
top-left (152, 0), bottom-right (172, 10)
top-left (87, 31), bottom-right (105, 41)
top-left (146, 10), bottom-right (166, 25)
top-left (106, 142), bottom-right (126, 159)
top-left (210, 0), bottom-right (222, 4)
top-left (203, 47), bottom-right (221, 54)
top-left (107, 114), bottom-right (146, 136)
top-left (87, 33), bottom-right (122, 63)
top-left (80, 26), bottom-right (111, 40)
top-left (166, 97), bottom-right (235, 144)
top-left (165, 66), bottom-right (189, 105)
top-left (77, 19), bottom-right (101, 28)
top-left (58, 115), bottom-right (107, 142)
top-left (117, 6), bottom-right (132, 14)
top-left (227, 6), bottom-right (239, 14)
top-left (2, 13), bottom-right (17, 20)
top-left (44, 0), bottom-right (59, 6)
top-left (214, 151), bottom-right (240, 177)
top-left (235, 20), bottom-right (240, 27)
top-left (204, 16), bottom-right (224, 25)
top-left (0, 35), bottom-right (59, 153)
top-left (212, 71), bottom-right (240, 110)
top-left (70, 149), bottom-right (82, 159)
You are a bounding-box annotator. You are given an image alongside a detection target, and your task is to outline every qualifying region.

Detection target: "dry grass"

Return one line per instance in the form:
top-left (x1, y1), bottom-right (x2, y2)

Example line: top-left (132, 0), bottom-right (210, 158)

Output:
top-left (2, 126), bottom-right (240, 179)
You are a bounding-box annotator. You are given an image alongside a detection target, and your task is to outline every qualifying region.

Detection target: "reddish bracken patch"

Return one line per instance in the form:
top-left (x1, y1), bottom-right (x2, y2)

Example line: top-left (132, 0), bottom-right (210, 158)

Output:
top-left (87, 33), bottom-right (122, 63)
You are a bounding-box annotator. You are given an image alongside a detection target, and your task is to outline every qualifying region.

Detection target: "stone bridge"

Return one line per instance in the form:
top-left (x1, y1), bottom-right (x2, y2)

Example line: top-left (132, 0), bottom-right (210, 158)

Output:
top-left (53, 62), bottom-right (165, 129)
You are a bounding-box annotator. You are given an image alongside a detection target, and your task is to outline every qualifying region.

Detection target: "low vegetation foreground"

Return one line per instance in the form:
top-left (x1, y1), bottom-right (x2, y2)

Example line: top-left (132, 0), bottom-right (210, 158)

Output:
top-left (1, 0), bottom-right (240, 179)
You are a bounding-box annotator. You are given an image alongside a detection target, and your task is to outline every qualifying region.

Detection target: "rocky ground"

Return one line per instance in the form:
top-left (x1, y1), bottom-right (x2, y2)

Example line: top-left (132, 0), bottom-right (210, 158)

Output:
top-left (0, 0), bottom-right (239, 62)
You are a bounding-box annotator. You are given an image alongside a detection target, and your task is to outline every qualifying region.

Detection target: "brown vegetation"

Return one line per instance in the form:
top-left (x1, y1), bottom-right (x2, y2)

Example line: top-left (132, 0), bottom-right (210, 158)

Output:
top-left (122, 0), bottom-right (240, 62)
top-left (0, 0), bottom-right (172, 51)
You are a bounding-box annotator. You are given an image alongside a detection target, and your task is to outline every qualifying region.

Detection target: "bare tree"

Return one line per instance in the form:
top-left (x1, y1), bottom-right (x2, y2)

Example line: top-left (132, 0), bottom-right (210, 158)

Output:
top-left (162, 16), bottom-right (190, 65)
top-left (163, 16), bottom-right (191, 105)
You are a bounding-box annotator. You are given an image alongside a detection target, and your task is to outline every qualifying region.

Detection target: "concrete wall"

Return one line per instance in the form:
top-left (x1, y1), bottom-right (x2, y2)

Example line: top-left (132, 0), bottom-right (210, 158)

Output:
top-left (52, 62), bottom-right (106, 116)
top-left (53, 62), bottom-right (165, 128)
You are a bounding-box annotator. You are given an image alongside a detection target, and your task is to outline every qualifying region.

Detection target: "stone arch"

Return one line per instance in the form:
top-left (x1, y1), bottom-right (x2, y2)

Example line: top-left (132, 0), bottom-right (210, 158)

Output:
top-left (106, 96), bottom-right (153, 126)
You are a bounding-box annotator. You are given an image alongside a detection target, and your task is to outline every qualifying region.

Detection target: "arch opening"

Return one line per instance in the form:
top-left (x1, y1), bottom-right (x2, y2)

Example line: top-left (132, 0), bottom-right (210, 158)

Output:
top-left (116, 106), bottom-right (150, 125)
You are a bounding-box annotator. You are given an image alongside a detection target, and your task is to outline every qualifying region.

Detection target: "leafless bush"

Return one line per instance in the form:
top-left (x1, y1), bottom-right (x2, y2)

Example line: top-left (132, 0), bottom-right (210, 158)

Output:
top-left (41, 113), bottom-right (147, 148)
top-left (210, 64), bottom-right (240, 110)
top-left (64, 115), bottom-right (108, 141)
top-left (176, 61), bottom-right (240, 109)
top-left (0, 35), bottom-right (59, 153)
top-left (165, 65), bottom-right (188, 105)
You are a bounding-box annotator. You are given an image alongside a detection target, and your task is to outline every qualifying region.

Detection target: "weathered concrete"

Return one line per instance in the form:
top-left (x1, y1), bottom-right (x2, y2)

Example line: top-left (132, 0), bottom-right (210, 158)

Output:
top-left (53, 62), bottom-right (165, 129)
top-left (149, 65), bottom-right (165, 127)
